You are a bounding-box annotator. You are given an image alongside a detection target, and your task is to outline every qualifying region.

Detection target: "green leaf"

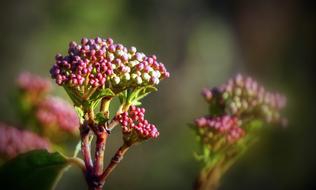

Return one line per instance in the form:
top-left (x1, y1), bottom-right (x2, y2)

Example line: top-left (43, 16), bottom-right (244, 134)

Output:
top-left (193, 152), bottom-right (204, 161)
top-left (86, 88), bottom-right (115, 110)
top-left (89, 88), bottom-right (115, 102)
top-left (134, 86), bottom-right (157, 101)
top-left (247, 119), bottom-right (263, 130)
top-left (64, 86), bottom-right (83, 106)
top-left (73, 141), bottom-right (82, 158)
top-left (118, 90), bottom-right (128, 104)
top-left (74, 106), bottom-right (84, 123)
top-left (127, 86), bottom-right (158, 104)
top-left (131, 100), bottom-right (142, 106)
top-left (95, 112), bottom-right (108, 124)
top-left (74, 106), bottom-right (84, 117)
top-left (0, 150), bottom-right (69, 190)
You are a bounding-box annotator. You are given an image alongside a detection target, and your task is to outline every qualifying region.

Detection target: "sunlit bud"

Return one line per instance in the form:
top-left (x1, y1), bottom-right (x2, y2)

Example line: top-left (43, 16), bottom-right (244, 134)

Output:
top-left (136, 76), bottom-right (143, 84)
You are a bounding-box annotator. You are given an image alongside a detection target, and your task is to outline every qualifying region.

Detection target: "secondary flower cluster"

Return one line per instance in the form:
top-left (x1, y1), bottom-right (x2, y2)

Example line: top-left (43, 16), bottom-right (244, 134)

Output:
top-left (16, 72), bottom-right (52, 103)
top-left (36, 96), bottom-right (79, 134)
top-left (202, 74), bottom-right (287, 125)
top-left (50, 37), bottom-right (170, 93)
top-left (14, 72), bottom-right (79, 139)
top-left (195, 116), bottom-right (244, 143)
top-left (17, 72), bottom-right (52, 94)
top-left (195, 74), bottom-right (287, 145)
top-left (115, 106), bottom-right (159, 142)
top-left (0, 123), bottom-right (51, 159)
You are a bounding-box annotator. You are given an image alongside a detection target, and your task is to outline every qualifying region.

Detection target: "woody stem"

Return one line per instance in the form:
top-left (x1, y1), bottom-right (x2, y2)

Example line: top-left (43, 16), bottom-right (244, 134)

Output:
top-left (99, 143), bottom-right (131, 184)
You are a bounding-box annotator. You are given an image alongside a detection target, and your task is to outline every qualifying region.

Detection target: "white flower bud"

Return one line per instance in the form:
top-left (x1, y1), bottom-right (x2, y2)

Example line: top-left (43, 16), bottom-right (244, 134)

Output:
top-left (125, 66), bottom-right (131, 73)
top-left (131, 73), bottom-right (138, 79)
top-left (129, 60), bottom-right (139, 67)
top-left (113, 76), bottom-right (120, 84)
top-left (124, 73), bottom-right (130, 80)
top-left (136, 76), bottom-right (142, 84)
top-left (130, 46), bottom-right (137, 53)
top-left (107, 52), bottom-right (115, 61)
top-left (148, 67), bottom-right (154, 72)
top-left (223, 92), bottom-right (229, 100)
top-left (111, 64), bottom-right (117, 69)
top-left (151, 77), bottom-right (160, 85)
top-left (155, 71), bottom-right (161, 78)
top-left (234, 88), bottom-right (242, 96)
top-left (229, 102), bottom-right (238, 114)
top-left (116, 50), bottom-right (124, 57)
top-left (150, 70), bottom-right (161, 78)
top-left (235, 101), bottom-right (242, 109)
top-left (143, 73), bottom-right (151, 81)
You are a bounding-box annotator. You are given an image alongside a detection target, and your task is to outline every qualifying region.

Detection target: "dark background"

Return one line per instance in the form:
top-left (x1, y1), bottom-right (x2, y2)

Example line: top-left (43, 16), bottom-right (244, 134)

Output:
top-left (0, 0), bottom-right (315, 189)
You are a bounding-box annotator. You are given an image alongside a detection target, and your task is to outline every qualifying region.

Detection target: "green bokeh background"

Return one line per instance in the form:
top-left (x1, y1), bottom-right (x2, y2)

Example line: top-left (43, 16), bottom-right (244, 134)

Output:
top-left (0, 0), bottom-right (315, 189)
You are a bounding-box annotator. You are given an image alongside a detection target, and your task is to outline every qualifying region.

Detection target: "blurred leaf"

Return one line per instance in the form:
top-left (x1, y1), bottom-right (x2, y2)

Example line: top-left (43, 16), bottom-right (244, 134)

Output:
top-left (202, 145), bottom-right (211, 163)
top-left (0, 150), bottom-right (68, 190)
top-left (74, 106), bottom-right (84, 124)
top-left (248, 119), bottom-right (263, 130)
top-left (193, 152), bottom-right (204, 161)
top-left (73, 141), bottom-right (81, 157)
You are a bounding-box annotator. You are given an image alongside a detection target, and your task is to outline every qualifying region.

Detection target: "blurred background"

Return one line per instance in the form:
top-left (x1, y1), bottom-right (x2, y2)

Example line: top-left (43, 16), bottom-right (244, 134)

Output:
top-left (0, 0), bottom-right (315, 189)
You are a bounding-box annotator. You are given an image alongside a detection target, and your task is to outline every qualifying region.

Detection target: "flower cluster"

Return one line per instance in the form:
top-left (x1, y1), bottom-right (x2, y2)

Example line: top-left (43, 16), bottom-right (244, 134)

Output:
top-left (195, 116), bottom-right (245, 143)
top-left (202, 74), bottom-right (287, 125)
top-left (36, 96), bottom-right (79, 134)
top-left (17, 72), bottom-right (51, 95)
top-left (50, 37), bottom-right (170, 94)
top-left (115, 106), bottom-right (159, 142)
top-left (0, 123), bottom-right (51, 159)
top-left (195, 74), bottom-right (287, 145)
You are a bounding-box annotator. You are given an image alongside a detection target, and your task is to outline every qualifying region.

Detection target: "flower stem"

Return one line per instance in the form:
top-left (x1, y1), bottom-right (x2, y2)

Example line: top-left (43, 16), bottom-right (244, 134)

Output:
top-left (116, 103), bottom-right (130, 115)
top-left (83, 87), bottom-right (98, 100)
top-left (107, 120), bottom-right (119, 132)
top-left (100, 97), bottom-right (112, 119)
top-left (93, 125), bottom-right (108, 175)
top-left (80, 123), bottom-right (93, 172)
top-left (100, 143), bottom-right (131, 184)
top-left (195, 165), bottom-right (222, 190)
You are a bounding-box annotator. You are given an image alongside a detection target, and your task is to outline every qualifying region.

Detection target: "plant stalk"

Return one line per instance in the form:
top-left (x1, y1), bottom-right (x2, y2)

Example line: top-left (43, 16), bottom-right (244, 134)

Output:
top-left (100, 143), bottom-right (130, 184)
top-left (80, 123), bottom-right (93, 172)
top-left (93, 126), bottom-right (108, 175)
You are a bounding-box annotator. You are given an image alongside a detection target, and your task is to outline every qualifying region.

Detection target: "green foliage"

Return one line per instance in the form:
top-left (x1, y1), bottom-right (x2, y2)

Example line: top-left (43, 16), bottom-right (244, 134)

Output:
top-left (0, 150), bottom-right (69, 190)
top-left (121, 86), bottom-right (157, 106)
top-left (89, 88), bottom-right (115, 102)
top-left (74, 106), bottom-right (84, 123)
top-left (95, 112), bottom-right (108, 124)
top-left (64, 86), bottom-right (83, 107)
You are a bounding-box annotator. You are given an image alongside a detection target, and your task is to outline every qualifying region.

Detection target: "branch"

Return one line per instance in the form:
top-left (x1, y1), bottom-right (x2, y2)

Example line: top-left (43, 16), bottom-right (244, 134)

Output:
top-left (100, 143), bottom-right (131, 183)
top-left (80, 123), bottom-right (93, 172)
top-left (93, 125), bottom-right (108, 175)
top-left (108, 120), bottom-right (119, 132)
